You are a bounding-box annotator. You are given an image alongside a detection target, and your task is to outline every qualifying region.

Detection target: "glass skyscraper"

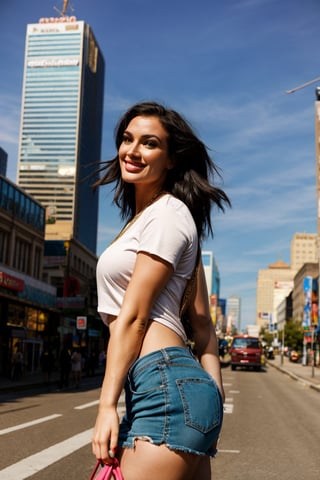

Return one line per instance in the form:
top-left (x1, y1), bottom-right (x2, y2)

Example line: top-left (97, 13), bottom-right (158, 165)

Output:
top-left (17, 18), bottom-right (104, 254)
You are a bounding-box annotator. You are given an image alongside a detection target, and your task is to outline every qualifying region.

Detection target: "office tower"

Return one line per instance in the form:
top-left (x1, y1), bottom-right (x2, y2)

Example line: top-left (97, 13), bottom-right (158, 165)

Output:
top-left (17, 16), bottom-right (104, 254)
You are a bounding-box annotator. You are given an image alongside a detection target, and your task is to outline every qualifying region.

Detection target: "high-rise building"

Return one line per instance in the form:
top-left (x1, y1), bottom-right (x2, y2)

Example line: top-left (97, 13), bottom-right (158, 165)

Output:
top-left (17, 15), bottom-right (104, 254)
top-left (202, 251), bottom-right (221, 324)
top-left (201, 251), bottom-right (220, 297)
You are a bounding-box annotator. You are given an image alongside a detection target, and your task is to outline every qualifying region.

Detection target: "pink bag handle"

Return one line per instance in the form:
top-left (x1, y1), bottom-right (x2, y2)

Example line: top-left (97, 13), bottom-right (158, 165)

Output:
top-left (90, 458), bottom-right (124, 480)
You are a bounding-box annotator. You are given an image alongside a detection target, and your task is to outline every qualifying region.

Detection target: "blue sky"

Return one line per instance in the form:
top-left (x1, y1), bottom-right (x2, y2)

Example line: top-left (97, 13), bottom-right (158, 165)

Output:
top-left (0, 0), bottom-right (319, 328)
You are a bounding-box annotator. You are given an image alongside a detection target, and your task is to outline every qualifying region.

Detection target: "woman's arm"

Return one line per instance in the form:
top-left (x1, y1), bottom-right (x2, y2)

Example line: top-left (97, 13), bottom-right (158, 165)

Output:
top-left (188, 261), bottom-right (225, 401)
top-left (92, 252), bottom-right (173, 462)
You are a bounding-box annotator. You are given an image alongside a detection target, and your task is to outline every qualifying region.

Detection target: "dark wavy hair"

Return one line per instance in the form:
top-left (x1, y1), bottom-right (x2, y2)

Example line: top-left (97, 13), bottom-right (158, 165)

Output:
top-left (94, 102), bottom-right (231, 241)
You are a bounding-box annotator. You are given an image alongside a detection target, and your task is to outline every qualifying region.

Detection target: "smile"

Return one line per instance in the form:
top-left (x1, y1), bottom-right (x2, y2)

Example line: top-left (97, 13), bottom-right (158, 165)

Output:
top-left (124, 160), bottom-right (146, 173)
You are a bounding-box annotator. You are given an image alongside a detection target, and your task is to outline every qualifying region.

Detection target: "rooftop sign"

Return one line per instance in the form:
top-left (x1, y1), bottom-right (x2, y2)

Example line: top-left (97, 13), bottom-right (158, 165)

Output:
top-left (39, 16), bottom-right (77, 23)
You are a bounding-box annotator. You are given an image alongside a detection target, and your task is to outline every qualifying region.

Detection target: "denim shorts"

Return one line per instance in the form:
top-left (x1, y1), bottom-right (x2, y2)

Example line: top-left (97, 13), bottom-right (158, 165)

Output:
top-left (118, 347), bottom-right (223, 457)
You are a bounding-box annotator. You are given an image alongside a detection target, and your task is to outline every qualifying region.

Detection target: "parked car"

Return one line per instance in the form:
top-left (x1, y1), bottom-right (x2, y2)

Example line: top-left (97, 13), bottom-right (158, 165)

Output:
top-left (230, 335), bottom-right (264, 371)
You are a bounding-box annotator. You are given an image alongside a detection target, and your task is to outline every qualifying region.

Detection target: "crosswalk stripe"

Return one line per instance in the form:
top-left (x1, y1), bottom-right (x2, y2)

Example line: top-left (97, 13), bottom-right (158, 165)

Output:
top-left (0, 428), bottom-right (93, 479)
top-left (0, 414), bottom-right (62, 436)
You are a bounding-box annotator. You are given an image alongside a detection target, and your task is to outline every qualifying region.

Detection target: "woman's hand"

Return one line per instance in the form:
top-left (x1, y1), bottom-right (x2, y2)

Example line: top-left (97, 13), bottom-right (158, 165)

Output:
top-left (92, 406), bottom-right (119, 464)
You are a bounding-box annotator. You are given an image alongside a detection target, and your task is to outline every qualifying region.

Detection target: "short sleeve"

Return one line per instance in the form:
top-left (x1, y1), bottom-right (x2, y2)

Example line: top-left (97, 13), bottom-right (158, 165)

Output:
top-left (137, 204), bottom-right (192, 270)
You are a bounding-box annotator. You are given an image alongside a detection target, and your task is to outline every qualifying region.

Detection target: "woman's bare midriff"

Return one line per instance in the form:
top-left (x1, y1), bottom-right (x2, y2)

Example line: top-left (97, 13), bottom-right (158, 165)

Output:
top-left (103, 314), bottom-right (186, 358)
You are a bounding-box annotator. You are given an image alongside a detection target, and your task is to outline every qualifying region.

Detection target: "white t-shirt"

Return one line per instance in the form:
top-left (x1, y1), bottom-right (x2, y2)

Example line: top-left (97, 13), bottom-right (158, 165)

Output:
top-left (96, 194), bottom-right (198, 342)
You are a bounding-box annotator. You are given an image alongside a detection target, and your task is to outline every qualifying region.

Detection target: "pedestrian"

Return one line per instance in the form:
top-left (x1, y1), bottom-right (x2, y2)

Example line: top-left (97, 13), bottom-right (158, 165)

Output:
top-left (59, 344), bottom-right (71, 390)
top-left (92, 101), bottom-right (231, 480)
top-left (40, 344), bottom-right (55, 385)
top-left (71, 348), bottom-right (82, 388)
top-left (11, 345), bottom-right (23, 380)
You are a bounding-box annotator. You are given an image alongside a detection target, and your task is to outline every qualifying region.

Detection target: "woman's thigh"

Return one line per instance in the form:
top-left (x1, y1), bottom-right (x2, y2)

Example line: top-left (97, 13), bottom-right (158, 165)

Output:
top-left (120, 441), bottom-right (211, 480)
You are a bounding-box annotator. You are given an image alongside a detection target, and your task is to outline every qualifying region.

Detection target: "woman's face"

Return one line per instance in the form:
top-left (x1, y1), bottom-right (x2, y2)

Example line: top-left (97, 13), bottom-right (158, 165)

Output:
top-left (118, 115), bottom-right (174, 191)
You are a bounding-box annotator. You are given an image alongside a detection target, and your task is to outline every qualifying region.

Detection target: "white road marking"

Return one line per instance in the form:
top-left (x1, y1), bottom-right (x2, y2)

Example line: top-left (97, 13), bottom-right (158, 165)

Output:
top-left (223, 403), bottom-right (234, 414)
top-left (229, 390), bottom-right (240, 394)
top-left (0, 414), bottom-right (62, 436)
top-left (0, 428), bottom-right (93, 479)
top-left (75, 392), bottom-right (126, 411)
top-left (74, 400), bottom-right (99, 410)
top-left (224, 397), bottom-right (233, 403)
top-left (218, 449), bottom-right (240, 454)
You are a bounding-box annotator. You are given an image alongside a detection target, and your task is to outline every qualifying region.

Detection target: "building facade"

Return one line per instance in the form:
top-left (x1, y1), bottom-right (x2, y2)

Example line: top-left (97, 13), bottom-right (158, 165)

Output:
top-left (256, 259), bottom-right (295, 330)
top-left (290, 233), bottom-right (317, 272)
top-left (17, 17), bottom-right (105, 254)
top-left (292, 263), bottom-right (318, 324)
top-left (0, 175), bottom-right (60, 378)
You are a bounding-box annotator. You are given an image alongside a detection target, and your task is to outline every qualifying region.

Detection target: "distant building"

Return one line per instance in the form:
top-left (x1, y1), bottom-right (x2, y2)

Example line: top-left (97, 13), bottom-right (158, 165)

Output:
top-left (201, 251), bottom-right (220, 296)
top-left (226, 295), bottom-right (241, 333)
top-left (256, 259), bottom-right (295, 329)
top-left (202, 251), bottom-right (221, 324)
top-left (17, 16), bottom-right (105, 254)
top-left (290, 233), bottom-right (317, 272)
top-left (257, 232), bottom-right (319, 330)
top-left (0, 147), bottom-right (8, 177)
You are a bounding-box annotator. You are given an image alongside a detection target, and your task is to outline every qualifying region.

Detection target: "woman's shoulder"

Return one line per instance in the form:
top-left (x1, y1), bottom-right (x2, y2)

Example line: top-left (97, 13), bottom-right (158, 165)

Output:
top-left (150, 194), bottom-right (193, 219)
top-left (143, 194), bottom-right (197, 239)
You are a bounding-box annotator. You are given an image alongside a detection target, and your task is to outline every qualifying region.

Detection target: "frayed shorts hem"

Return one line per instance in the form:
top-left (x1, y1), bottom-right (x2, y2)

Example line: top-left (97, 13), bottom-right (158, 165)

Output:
top-left (119, 437), bottom-right (218, 458)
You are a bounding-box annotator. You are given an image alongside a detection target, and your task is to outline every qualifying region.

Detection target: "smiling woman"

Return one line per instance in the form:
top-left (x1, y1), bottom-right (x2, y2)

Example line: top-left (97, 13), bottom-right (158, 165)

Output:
top-left (92, 101), bottom-right (231, 480)
top-left (118, 116), bottom-right (174, 209)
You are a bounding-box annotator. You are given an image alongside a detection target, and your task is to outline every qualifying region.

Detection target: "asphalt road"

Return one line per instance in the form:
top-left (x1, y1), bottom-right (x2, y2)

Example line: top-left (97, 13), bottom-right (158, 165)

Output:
top-left (213, 363), bottom-right (320, 480)
top-left (0, 365), bottom-right (319, 479)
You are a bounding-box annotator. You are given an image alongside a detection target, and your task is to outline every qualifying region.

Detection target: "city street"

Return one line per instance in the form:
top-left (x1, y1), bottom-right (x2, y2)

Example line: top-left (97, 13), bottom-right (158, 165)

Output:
top-left (214, 362), bottom-right (319, 479)
top-left (0, 364), bottom-right (319, 479)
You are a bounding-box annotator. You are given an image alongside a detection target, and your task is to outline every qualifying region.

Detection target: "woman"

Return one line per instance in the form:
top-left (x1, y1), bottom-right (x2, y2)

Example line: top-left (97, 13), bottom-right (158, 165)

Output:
top-left (92, 102), bottom-right (231, 480)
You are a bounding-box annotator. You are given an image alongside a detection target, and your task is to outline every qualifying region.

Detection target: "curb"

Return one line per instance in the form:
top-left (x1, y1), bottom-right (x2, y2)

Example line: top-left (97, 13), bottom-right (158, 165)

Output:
top-left (267, 361), bottom-right (320, 393)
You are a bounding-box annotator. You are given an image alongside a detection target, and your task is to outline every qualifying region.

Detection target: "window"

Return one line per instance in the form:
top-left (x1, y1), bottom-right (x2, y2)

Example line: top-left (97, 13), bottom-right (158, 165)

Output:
top-left (14, 238), bottom-right (31, 274)
top-left (0, 229), bottom-right (8, 263)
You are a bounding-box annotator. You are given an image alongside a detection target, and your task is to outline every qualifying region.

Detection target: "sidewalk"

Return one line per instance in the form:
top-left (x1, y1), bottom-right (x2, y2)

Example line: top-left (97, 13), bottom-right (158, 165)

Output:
top-left (0, 370), bottom-right (61, 394)
top-left (0, 367), bottom-right (105, 395)
top-left (1, 356), bottom-right (320, 394)
top-left (266, 354), bottom-right (320, 392)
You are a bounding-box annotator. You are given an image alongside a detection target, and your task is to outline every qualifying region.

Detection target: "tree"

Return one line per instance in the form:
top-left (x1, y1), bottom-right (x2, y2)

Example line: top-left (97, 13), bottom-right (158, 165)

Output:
top-left (279, 320), bottom-right (304, 352)
top-left (261, 328), bottom-right (273, 346)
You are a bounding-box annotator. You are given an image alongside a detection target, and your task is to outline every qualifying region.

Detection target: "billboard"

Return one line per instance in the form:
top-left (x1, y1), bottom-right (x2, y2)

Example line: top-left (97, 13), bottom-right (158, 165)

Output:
top-left (303, 276), bottom-right (312, 328)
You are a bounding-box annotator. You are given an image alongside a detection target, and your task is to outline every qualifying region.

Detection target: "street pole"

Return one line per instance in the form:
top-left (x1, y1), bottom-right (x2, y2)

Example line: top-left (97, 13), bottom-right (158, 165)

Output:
top-left (281, 326), bottom-right (284, 366)
top-left (311, 325), bottom-right (315, 378)
top-left (315, 89), bottom-right (320, 376)
top-left (286, 82), bottom-right (320, 373)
